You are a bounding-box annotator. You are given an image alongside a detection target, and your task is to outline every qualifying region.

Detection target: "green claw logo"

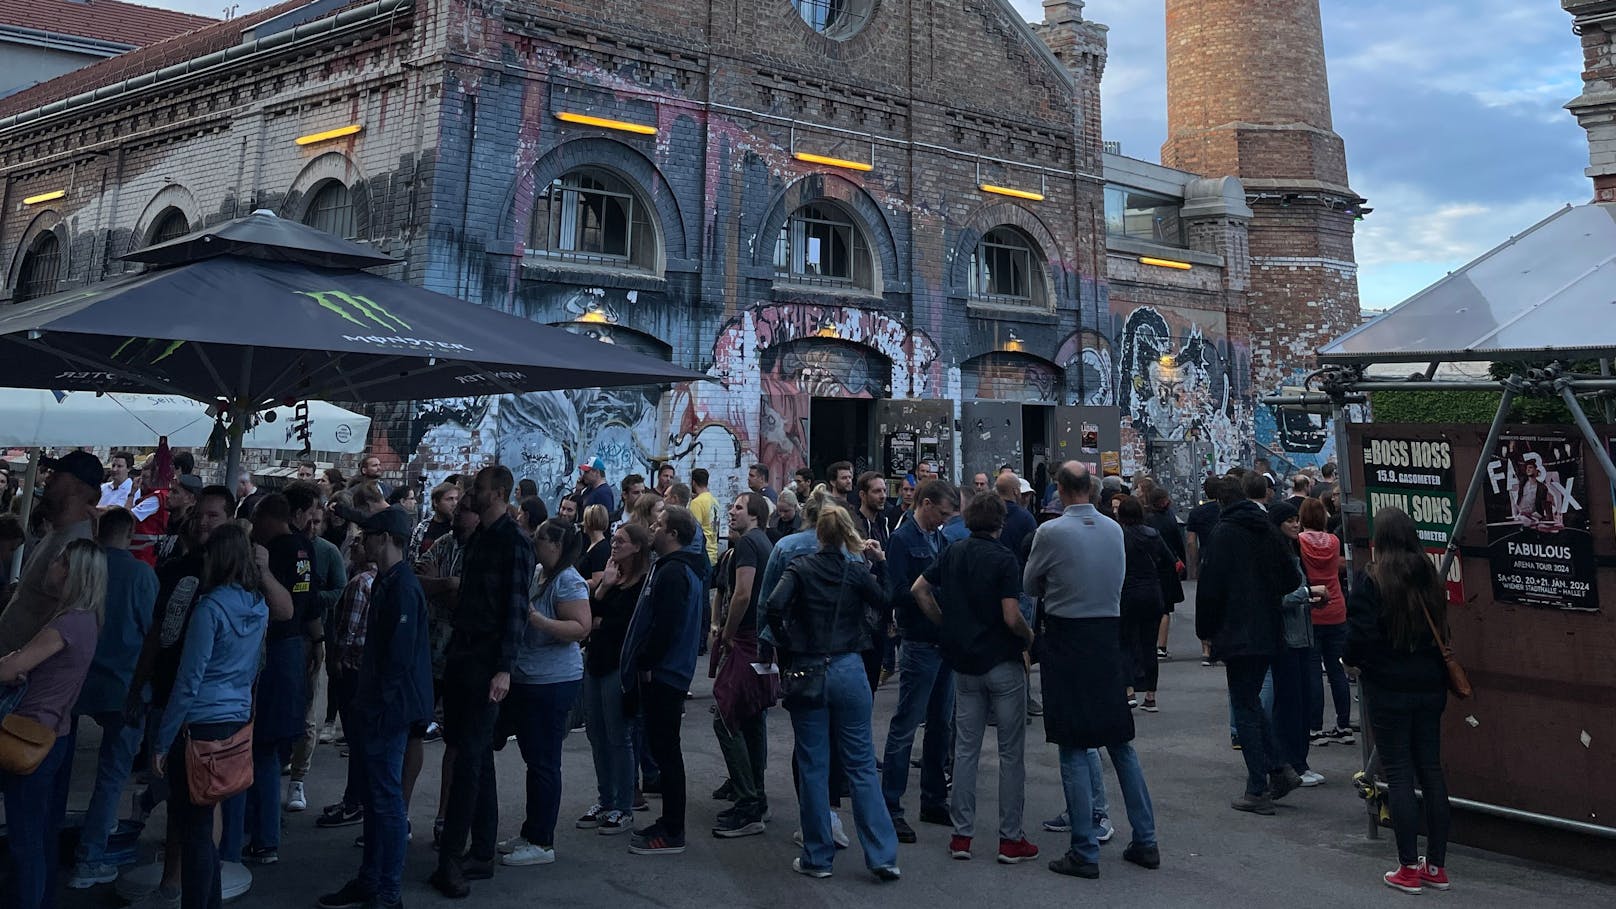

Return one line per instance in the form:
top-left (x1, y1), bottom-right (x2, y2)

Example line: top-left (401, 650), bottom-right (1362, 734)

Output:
top-left (297, 289), bottom-right (412, 331)
top-left (111, 336), bottom-right (187, 365)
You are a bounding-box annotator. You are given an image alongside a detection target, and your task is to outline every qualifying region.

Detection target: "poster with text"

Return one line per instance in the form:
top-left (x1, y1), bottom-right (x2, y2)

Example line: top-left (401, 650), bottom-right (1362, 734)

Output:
top-left (1361, 436), bottom-right (1463, 605)
top-left (1481, 432), bottom-right (1598, 611)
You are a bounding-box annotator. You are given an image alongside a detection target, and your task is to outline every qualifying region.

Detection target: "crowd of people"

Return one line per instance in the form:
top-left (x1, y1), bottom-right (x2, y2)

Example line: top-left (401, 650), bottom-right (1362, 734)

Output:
top-left (0, 444), bottom-right (1458, 907)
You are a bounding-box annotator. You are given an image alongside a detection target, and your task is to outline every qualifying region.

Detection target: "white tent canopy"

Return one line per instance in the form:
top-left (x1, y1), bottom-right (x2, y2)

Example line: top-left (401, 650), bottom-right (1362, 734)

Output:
top-left (0, 389), bottom-right (370, 453)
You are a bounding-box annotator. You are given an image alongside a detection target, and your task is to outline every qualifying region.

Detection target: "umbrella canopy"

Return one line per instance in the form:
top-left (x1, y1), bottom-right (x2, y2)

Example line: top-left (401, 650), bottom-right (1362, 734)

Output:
top-left (0, 389), bottom-right (370, 452)
top-left (125, 209), bottom-right (398, 270)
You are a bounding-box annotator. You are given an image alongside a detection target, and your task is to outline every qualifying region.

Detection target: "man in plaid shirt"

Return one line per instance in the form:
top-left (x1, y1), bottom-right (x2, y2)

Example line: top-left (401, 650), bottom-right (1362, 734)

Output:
top-left (316, 552), bottom-right (376, 828)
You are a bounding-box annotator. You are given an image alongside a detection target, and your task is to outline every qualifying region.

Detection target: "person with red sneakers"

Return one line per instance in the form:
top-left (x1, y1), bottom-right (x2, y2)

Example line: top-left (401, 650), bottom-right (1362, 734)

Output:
top-left (911, 493), bottom-right (1037, 865)
top-left (1346, 507), bottom-right (1452, 895)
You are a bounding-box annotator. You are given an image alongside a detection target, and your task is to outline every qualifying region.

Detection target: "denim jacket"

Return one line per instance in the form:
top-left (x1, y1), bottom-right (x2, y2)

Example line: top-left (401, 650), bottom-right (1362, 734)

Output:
top-left (156, 584), bottom-right (267, 753)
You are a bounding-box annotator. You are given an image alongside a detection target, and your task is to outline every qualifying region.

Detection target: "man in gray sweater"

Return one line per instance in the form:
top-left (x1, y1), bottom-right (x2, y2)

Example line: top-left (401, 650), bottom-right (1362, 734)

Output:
top-left (1024, 463), bottom-right (1160, 880)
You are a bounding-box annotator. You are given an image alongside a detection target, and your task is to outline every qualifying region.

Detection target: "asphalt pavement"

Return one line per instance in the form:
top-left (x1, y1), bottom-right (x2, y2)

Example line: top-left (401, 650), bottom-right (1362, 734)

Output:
top-left (55, 586), bottom-right (1615, 909)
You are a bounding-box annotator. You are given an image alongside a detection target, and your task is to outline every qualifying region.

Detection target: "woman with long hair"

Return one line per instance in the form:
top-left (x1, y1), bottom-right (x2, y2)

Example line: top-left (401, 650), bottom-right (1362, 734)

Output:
top-left (1346, 507), bottom-right (1452, 895)
top-left (1269, 501), bottom-right (1324, 787)
top-left (627, 490), bottom-right (664, 529)
top-left (578, 504), bottom-right (612, 583)
top-left (153, 523), bottom-right (268, 909)
top-left (1114, 497), bottom-right (1174, 712)
top-left (0, 538), bottom-right (106, 909)
top-left (500, 519), bottom-right (591, 866)
top-left (765, 507), bottom-right (899, 882)
top-left (578, 522), bottom-right (651, 835)
top-left (1298, 498), bottom-right (1353, 745)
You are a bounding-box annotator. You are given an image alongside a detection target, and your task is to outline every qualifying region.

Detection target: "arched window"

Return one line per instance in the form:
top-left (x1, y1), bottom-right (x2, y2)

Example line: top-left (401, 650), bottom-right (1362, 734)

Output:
top-left (527, 168), bottom-right (657, 270)
top-left (148, 207), bottom-right (191, 245)
top-left (303, 180), bottom-right (356, 239)
top-left (15, 231), bottom-right (63, 303)
top-left (773, 201), bottom-right (874, 289)
top-left (792, 0), bottom-right (873, 39)
top-left (970, 226), bottom-right (1045, 308)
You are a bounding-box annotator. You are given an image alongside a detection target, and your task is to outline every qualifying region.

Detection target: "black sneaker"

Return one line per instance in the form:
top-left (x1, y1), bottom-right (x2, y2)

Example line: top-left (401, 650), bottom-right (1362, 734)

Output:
top-left (1268, 766), bottom-right (1302, 802)
top-left (628, 824), bottom-right (686, 855)
top-left (242, 846), bottom-right (279, 865)
top-left (317, 803), bottom-right (365, 828)
top-left (460, 858), bottom-right (495, 881)
top-left (1329, 726), bottom-right (1356, 745)
top-left (712, 812), bottom-right (765, 838)
top-left (1123, 842), bottom-right (1161, 870)
top-left (317, 880), bottom-right (374, 909)
top-left (422, 723), bottom-right (442, 744)
top-left (632, 795), bottom-right (651, 813)
top-left (891, 816), bottom-right (917, 844)
top-left (918, 804), bottom-right (950, 826)
top-left (1048, 852), bottom-right (1100, 879)
top-left (712, 779), bottom-right (736, 801)
top-left (1156, 646), bottom-right (1170, 660)
top-left (428, 865), bottom-right (468, 900)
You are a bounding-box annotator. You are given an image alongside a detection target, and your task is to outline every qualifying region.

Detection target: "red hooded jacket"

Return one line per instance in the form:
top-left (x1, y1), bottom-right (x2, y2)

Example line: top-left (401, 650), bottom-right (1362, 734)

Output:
top-left (1299, 530), bottom-right (1346, 625)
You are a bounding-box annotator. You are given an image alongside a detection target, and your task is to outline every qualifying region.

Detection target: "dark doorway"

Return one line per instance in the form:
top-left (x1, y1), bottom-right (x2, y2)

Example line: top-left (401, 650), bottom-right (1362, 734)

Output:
top-left (1023, 404), bottom-right (1053, 497)
top-left (809, 397), bottom-right (874, 481)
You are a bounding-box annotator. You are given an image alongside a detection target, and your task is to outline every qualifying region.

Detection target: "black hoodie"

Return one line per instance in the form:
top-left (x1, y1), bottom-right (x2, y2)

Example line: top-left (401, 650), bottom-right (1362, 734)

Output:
top-left (1194, 500), bottom-right (1300, 660)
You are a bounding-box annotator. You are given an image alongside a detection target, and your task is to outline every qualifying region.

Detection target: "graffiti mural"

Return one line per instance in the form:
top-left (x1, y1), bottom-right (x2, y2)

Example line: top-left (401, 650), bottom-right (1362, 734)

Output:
top-left (1054, 328), bottom-right (1116, 407)
top-left (961, 352), bottom-right (1061, 403)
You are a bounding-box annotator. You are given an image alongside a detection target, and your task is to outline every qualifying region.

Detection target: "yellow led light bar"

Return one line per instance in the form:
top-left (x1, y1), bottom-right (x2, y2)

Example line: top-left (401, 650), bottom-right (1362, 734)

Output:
top-left (295, 124), bottom-right (363, 146)
top-left (23, 190), bottom-right (65, 205)
top-left (980, 183), bottom-right (1044, 202)
top-left (1139, 256), bottom-right (1192, 270)
top-left (555, 112), bottom-right (658, 135)
top-left (794, 152), bottom-right (873, 172)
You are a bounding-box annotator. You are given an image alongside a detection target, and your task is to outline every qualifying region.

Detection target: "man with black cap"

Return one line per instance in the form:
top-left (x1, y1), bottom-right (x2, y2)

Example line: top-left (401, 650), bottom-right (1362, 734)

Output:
top-left (318, 507), bottom-right (432, 909)
top-left (0, 450), bottom-right (100, 653)
top-left (155, 474), bottom-right (206, 566)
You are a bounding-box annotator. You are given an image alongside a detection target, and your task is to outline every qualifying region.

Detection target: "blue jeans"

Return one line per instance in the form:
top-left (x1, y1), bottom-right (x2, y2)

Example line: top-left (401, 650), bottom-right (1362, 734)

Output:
top-left (790, 652), bottom-right (898, 872)
top-left (1228, 667), bottom-right (1275, 738)
top-left (1086, 749), bottom-right (1110, 821)
top-left (880, 640), bottom-right (953, 817)
top-left (1310, 623), bottom-right (1353, 730)
top-left (1057, 742), bottom-right (1155, 864)
top-left (510, 679), bottom-right (581, 847)
top-left (247, 740), bottom-right (290, 850)
top-left (356, 723), bottom-right (409, 903)
top-left (582, 672), bottom-right (635, 813)
top-left (3, 736), bottom-right (73, 909)
top-left (76, 712), bottom-right (147, 864)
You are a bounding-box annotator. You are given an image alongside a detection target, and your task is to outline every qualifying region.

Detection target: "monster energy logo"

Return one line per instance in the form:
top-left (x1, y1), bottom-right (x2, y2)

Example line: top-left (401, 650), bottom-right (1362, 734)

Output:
top-left (297, 290), bottom-right (411, 331)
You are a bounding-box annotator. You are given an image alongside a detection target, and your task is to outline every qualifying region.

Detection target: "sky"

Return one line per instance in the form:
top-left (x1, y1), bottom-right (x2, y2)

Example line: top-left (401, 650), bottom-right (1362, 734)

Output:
top-left (143, 0), bottom-right (1593, 312)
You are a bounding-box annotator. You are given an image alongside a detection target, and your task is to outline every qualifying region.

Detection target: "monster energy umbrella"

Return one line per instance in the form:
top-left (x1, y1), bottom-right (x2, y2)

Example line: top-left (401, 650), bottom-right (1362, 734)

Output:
top-left (0, 217), bottom-right (705, 481)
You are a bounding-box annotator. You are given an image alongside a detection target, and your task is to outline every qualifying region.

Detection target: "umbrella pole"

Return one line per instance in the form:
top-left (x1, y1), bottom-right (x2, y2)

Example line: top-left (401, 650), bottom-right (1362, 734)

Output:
top-left (10, 449), bottom-right (39, 582)
top-left (223, 412), bottom-right (247, 492)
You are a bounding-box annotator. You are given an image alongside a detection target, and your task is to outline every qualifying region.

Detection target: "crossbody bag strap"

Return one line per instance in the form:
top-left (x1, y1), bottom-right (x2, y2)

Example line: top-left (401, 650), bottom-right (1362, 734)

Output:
top-left (1419, 604), bottom-right (1449, 654)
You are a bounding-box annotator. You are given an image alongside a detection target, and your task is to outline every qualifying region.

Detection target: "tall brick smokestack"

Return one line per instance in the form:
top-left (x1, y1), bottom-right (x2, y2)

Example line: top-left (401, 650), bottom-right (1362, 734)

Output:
top-left (1161, 0), bottom-right (1364, 469)
top-left (1565, 1), bottom-right (1616, 202)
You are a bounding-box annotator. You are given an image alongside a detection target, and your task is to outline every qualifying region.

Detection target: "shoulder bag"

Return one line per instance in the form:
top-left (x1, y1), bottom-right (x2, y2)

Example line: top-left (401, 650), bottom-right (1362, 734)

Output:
top-left (779, 561), bottom-right (858, 711)
top-left (0, 710), bottom-right (57, 775)
top-left (1420, 605), bottom-right (1472, 699)
top-left (186, 720), bottom-right (255, 805)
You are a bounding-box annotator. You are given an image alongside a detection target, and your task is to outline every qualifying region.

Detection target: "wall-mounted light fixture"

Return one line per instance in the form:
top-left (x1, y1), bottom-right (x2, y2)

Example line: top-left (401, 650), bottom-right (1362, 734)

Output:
top-left (815, 315), bottom-right (841, 338)
top-left (294, 124), bottom-right (364, 146)
top-left (1004, 328), bottom-right (1024, 352)
top-left (555, 112), bottom-right (658, 135)
top-left (980, 184), bottom-right (1044, 202)
top-left (1139, 256), bottom-right (1192, 271)
top-left (794, 152), bottom-right (873, 172)
top-left (23, 190), bottom-right (65, 205)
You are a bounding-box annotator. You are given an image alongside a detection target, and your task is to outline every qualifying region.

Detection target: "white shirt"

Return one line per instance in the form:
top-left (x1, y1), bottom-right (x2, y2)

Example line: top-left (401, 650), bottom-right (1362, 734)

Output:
top-left (98, 478), bottom-right (133, 508)
top-left (129, 488), bottom-right (163, 522)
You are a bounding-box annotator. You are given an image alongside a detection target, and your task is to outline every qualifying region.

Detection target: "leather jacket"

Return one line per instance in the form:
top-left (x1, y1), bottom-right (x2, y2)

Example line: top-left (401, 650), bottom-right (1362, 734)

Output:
top-left (764, 548), bottom-right (883, 658)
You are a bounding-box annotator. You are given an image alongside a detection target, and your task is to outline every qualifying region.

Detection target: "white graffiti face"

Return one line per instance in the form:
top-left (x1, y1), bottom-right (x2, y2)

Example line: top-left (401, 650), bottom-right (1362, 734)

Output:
top-left (1080, 346), bottom-right (1115, 406)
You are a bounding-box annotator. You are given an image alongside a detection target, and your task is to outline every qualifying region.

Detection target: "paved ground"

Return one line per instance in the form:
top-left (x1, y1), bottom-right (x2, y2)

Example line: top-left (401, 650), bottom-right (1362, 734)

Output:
top-left (55, 587), bottom-right (1616, 909)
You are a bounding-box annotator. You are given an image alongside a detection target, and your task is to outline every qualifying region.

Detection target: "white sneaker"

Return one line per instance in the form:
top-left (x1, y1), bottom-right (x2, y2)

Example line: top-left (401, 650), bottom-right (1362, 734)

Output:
top-left (502, 842), bottom-right (556, 866)
top-left (497, 835), bottom-right (531, 855)
top-left (791, 814), bottom-right (850, 850)
top-left (285, 781), bottom-right (307, 812)
top-left (1300, 770), bottom-right (1326, 787)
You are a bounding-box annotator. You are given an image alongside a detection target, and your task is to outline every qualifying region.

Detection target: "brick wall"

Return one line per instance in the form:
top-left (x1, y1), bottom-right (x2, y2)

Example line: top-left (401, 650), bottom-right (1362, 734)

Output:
top-left (1566, 1), bottom-right (1616, 201)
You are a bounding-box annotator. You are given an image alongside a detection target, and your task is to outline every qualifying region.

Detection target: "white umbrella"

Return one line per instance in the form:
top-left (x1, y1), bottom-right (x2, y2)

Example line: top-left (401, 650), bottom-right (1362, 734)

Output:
top-left (0, 388), bottom-right (370, 453)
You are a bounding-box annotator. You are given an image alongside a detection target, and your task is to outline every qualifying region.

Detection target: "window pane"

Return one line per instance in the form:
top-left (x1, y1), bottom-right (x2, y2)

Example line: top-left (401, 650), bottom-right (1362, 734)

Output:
top-left (149, 209), bottom-right (190, 245)
top-left (304, 182), bottom-right (355, 239)
top-left (15, 233), bottom-right (62, 303)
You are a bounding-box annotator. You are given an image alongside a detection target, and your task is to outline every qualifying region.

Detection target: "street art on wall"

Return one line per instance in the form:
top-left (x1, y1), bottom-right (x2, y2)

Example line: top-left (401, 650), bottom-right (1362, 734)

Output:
top-left (960, 352), bottom-right (1061, 403)
top-left (1054, 328), bottom-right (1116, 407)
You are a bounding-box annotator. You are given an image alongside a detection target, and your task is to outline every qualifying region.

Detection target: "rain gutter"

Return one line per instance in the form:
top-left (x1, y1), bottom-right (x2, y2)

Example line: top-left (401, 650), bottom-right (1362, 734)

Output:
top-left (0, 0), bottom-right (414, 135)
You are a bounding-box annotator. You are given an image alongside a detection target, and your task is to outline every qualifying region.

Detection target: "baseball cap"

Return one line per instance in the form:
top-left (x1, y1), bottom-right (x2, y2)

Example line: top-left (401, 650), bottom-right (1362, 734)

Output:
top-left (1017, 478), bottom-right (1034, 495)
top-left (359, 506), bottom-right (414, 539)
top-left (577, 457), bottom-right (605, 474)
top-left (41, 450), bottom-right (104, 491)
top-left (177, 474), bottom-right (206, 496)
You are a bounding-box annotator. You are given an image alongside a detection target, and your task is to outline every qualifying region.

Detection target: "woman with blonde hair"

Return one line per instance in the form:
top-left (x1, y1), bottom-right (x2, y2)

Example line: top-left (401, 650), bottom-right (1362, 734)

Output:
top-left (579, 504), bottom-right (612, 584)
top-left (0, 538), bottom-right (107, 909)
top-left (627, 490), bottom-right (664, 528)
top-left (766, 506), bottom-right (898, 882)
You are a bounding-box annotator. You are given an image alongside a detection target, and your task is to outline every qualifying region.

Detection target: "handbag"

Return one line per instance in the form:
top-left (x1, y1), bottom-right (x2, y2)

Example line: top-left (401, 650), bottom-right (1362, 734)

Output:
top-left (185, 721), bottom-right (255, 805)
top-left (0, 711), bottom-right (57, 775)
top-left (780, 656), bottom-right (830, 711)
top-left (1420, 605), bottom-right (1472, 700)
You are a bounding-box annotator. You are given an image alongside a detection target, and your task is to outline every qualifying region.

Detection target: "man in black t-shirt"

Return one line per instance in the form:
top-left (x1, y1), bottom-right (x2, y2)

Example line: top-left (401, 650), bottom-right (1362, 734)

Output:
top-left (711, 493), bottom-right (774, 838)
top-left (912, 493), bottom-right (1036, 862)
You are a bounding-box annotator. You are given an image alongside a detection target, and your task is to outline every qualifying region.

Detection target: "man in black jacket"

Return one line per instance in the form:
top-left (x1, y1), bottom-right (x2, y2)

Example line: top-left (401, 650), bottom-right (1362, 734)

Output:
top-left (1195, 472), bottom-right (1303, 815)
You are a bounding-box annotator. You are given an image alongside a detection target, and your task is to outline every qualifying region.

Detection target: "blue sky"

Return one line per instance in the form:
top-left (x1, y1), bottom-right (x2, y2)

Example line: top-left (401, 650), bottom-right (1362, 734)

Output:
top-left (150, 0), bottom-right (1593, 311)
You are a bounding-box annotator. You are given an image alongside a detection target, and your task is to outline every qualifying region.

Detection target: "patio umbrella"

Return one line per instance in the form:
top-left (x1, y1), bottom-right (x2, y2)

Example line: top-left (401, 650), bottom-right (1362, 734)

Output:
top-left (0, 211), bottom-right (706, 483)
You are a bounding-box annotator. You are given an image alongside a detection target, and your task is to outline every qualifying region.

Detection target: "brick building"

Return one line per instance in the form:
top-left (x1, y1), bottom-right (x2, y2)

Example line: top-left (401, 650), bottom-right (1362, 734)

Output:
top-left (1161, 0), bottom-right (1365, 476)
top-left (1567, 0), bottom-right (1616, 202)
top-left (0, 0), bottom-right (1282, 507)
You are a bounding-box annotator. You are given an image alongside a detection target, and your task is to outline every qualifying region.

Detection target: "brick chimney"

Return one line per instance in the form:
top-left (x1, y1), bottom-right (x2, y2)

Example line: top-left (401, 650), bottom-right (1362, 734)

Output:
top-left (1565, 1), bottom-right (1616, 202)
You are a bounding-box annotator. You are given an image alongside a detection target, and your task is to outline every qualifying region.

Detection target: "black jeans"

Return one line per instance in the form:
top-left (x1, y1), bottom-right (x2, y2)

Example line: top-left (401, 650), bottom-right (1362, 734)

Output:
top-left (1366, 682), bottom-right (1450, 866)
top-left (510, 680), bottom-right (581, 847)
top-left (641, 681), bottom-right (687, 837)
top-left (439, 667), bottom-right (501, 867)
top-left (1120, 606), bottom-right (1160, 692)
top-left (1310, 623), bottom-right (1353, 730)
top-left (1270, 646), bottom-right (1312, 772)
top-left (1225, 655), bottom-right (1281, 796)
top-left (170, 722), bottom-right (244, 909)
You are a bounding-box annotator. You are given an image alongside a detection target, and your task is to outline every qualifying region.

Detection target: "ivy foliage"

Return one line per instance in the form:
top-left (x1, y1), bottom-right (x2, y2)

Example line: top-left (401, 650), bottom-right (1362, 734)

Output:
top-left (1367, 361), bottom-right (1608, 425)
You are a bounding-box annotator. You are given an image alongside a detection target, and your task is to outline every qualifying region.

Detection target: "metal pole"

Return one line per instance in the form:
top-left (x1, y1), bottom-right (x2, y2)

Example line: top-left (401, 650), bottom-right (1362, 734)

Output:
top-left (1601, 359), bottom-right (1615, 424)
top-left (9, 449), bottom-right (40, 582)
top-left (1558, 381), bottom-right (1616, 498)
top-left (1436, 380), bottom-right (1521, 581)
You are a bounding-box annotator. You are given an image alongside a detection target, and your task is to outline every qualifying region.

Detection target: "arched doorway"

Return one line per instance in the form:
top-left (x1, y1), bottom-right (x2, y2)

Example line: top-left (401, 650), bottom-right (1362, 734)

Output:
top-left (759, 337), bottom-right (891, 481)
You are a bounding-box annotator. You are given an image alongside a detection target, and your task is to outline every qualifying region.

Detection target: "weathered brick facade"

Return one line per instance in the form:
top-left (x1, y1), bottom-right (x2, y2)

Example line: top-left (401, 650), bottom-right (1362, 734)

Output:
top-left (1566, 0), bottom-right (1616, 201)
top-left (0, 0), bottom-right (1256, 506)
top-left (1161, 0), bottom-right (1362, 474)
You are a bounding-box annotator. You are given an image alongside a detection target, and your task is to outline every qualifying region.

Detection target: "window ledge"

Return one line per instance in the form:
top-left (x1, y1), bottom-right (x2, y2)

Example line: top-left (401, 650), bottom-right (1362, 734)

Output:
top-left (1104, 235), bottom-right (1223, 267)
top-left (770, 281), bottom-right (884, 304)
top-left (520, 260), bottom-right (667, 292)
top-left (965, 301), bottom-right (1060, 324)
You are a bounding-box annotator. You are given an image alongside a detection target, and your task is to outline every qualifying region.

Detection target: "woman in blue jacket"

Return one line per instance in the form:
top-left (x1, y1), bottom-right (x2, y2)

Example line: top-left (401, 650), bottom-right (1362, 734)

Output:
top-left (154, 523), bottom-right (268, 909)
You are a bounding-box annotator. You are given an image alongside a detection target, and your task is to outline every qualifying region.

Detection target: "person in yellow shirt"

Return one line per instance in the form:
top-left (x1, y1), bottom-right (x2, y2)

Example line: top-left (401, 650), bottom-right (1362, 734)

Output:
top-left (687, 468), bottom-right (720, 566)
